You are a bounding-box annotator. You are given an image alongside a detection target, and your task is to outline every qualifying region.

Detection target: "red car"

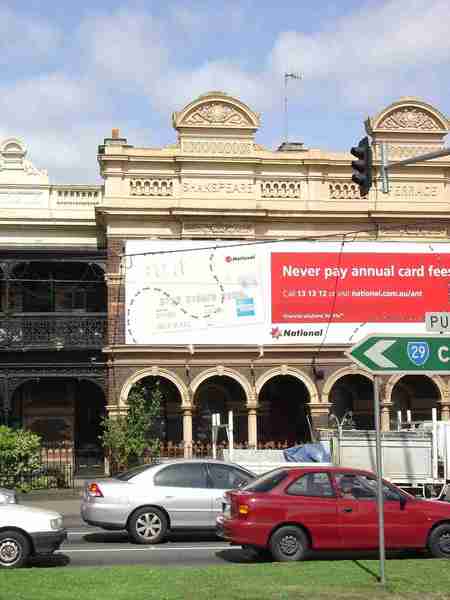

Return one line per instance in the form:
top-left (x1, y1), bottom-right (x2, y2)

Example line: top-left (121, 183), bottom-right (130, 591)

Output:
top-left (218, 466), bottom-right (450, 561)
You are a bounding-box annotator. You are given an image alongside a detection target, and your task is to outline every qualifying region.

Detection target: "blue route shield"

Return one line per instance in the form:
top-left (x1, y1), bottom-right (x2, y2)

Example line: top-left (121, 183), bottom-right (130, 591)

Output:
top-left (407, 341), bottom-right (430, 367)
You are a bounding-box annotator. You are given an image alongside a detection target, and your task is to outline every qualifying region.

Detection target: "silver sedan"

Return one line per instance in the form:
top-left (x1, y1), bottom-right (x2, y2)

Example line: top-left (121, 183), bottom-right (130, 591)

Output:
top-left (81, 459), bottom-right (255, 544)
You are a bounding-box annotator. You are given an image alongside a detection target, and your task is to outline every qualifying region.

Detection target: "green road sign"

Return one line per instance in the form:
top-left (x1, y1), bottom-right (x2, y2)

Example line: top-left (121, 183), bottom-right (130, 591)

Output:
top-left (347, 333), bottom-right (450, 374)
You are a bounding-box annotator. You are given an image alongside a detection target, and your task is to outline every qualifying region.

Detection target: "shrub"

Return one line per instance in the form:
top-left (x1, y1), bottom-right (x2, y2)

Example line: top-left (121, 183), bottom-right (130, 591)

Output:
top-left (0, 426), bottom-right (41, 490)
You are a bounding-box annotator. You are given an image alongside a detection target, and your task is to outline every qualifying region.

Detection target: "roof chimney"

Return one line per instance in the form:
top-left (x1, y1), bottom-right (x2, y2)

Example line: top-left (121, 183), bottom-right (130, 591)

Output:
top-left (111, 128), bottom-right (120, 139)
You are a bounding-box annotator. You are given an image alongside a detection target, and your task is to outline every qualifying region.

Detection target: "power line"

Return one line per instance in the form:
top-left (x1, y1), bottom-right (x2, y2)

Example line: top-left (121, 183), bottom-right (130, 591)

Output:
top-left (118, 218), bottom-right (445, 259)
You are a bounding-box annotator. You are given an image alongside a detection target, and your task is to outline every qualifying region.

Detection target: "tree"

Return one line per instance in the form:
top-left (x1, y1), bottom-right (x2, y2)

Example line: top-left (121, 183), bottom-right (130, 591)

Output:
top-left (100, 378), bottom-right (163, 473)
top-left (99, 411), bottom-right (130, 474)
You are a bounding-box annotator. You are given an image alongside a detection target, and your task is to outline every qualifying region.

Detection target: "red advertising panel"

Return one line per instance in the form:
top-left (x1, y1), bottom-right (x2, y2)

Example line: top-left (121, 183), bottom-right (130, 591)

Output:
top-left (271, 252), bottom-right (450, 323)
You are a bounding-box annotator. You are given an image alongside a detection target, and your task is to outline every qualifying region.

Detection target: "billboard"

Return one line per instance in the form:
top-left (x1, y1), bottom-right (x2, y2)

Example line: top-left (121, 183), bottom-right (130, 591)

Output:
top-left (125, 240), bottom-right (450, 345)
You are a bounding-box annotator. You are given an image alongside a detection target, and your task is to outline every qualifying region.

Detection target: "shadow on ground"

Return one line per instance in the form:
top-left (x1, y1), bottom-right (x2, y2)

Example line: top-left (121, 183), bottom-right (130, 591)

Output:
top-left (28, 554), bottom-right (71, 568)
top-left (83, 530), bottom-right (224, 544)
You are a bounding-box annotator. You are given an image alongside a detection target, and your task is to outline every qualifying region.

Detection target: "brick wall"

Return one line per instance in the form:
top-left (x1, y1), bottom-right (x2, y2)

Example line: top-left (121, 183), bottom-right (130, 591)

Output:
top-left (107, 238), bottom-right (125, 346)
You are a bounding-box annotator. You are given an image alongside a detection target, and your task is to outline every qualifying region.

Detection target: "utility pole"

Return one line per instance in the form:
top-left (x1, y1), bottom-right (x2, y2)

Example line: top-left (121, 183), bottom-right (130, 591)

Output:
top-left (284, 72), bottom-right (302, 143)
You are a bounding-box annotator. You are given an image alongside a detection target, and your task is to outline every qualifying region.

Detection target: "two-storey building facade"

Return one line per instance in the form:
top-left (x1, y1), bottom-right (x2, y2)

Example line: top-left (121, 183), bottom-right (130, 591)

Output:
top-left (0, 138), bottom-right (107, 472)
top-left (97, 91), bottom-right (450, 457)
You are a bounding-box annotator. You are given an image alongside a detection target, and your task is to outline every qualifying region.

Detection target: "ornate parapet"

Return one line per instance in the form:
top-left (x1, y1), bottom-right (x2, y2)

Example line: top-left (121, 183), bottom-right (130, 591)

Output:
top-left (261, 180), bottom-right (301, 198)
top-left (130, 178), bottom-right (173, 197)
top-left (329, 182), bottom-right (361, 200)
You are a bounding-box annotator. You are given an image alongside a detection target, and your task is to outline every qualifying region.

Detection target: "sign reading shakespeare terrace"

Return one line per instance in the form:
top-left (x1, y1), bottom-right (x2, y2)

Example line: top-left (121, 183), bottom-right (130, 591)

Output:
top-left (347, 333), bottom-right (450, 374)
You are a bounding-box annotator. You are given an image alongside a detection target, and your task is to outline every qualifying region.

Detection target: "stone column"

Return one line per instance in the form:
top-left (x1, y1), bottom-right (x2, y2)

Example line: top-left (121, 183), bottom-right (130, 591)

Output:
top-left (182, 407), bottom-right (193, 458)
top-left (380, 403), bottom-right (392, 431)
top-left (309, 402), bottom-right (332, 432)
top-left (440, 404), bottom-right (450, 421)
top-left (439, 382), bottom-right (450, 421)
top-left (247, 402), bottom-right (258, 449)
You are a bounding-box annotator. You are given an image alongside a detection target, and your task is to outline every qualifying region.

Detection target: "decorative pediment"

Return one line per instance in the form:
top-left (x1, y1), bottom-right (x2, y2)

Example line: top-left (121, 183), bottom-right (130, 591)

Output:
top-left (0, 137), bottom-right (48, 180)
top-left (367, 97), bottom-right (449, 135)
top-left (379, 108), bottom-right (441, 131)
top-left (173, 91), bottom-right (260, 131)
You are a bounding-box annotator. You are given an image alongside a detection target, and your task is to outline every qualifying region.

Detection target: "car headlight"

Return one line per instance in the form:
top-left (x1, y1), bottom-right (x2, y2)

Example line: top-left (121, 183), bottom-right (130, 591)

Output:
top-left (0, 493), bottom-right (15, 504)
top-left (50, 517), bottom-right (64, 530)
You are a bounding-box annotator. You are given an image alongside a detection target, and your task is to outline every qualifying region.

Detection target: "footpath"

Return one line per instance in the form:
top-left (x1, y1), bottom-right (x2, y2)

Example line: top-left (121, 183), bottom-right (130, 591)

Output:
top-left (18, 488), bottom-right (85, 529)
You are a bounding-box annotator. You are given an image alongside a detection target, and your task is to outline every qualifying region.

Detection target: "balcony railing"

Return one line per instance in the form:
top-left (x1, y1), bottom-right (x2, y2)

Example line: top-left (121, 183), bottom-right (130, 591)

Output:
top-left (0, 314), bottom-right (107, 350)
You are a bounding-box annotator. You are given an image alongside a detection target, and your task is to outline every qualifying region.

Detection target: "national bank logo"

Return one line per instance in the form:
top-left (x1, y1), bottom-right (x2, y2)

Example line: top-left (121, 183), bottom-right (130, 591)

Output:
top-left (270, 327), bottom-right (323, 340)
top-left (225, 255), bottom-right (255, 263)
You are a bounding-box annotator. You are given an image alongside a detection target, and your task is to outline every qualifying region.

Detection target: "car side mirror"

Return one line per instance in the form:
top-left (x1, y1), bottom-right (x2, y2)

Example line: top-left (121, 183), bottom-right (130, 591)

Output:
top-left (399, 495), bottom-right (407, 510)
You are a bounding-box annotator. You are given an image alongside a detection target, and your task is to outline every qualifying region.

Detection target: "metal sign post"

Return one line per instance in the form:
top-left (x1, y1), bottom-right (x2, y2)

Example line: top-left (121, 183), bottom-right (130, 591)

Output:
top-left (373, 376), bottom-right (386, 585)
top-left (228, 410), bottom-right (234, 462)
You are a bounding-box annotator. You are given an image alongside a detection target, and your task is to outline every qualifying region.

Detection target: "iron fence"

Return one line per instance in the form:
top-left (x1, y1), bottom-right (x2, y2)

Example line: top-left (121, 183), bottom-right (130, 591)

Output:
top-left (0, 442), bottom-right (74, 490)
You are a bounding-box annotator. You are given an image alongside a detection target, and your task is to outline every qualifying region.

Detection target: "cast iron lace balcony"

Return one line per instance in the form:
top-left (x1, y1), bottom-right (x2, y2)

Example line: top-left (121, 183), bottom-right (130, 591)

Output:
top-left (0, 314), bottom-right (106, 350)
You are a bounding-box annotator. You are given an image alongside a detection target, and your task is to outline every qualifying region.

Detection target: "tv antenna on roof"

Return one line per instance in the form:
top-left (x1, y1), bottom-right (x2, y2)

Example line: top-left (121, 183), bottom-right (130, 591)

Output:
top-left (284, 72), bottom-right (302, 143)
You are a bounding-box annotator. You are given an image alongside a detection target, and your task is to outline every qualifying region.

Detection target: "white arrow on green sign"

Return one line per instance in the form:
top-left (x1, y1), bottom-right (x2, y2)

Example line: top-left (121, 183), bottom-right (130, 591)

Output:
top-left (347, 333), bottom-right (450, 374)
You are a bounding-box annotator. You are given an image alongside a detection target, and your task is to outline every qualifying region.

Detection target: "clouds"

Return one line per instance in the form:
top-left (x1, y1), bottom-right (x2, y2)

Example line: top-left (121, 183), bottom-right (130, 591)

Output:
top-left (270, 0), bottom-right (450, 108)
top-left (0, 6), bottom-right (61, 67)
top-left (1, 1), bottom-right (449, 183)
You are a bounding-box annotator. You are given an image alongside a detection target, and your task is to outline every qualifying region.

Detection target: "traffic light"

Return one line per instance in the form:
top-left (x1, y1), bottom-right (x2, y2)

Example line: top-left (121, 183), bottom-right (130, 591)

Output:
top-left (350, 136), bottom-right (372, 196)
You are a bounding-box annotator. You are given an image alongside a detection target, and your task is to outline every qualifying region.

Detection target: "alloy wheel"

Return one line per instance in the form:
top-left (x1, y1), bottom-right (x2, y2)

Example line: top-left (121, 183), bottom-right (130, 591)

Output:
top-left (0, 538), bottom-right (21, 566)
top-left (135, 512), bottom-right (163, 540)
top-left (438, 532), bottom-right (450, 555)
top-left (279, 534), bottom-right (299, 557)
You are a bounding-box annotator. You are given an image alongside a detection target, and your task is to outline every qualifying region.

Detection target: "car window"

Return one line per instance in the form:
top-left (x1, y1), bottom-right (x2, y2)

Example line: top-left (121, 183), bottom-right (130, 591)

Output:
top-left (335, 473), bottom-right (401, 501)
top-left (242, 469), bottom-right (289, 492)
top-left (287, 472), bottom-right (335, 497)
top-left (208, 464), bottom-right (252, 489)
top-left (114, 463), bottom-right (160, 481)
top-left (154, 464), bottom-right (208, 488)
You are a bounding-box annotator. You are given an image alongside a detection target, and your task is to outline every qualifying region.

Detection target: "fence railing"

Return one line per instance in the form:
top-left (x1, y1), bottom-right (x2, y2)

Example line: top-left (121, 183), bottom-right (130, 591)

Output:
top-left (158, 440), bottom-right (293, 458)
top-left (0, 442), bottom-right (75, 491)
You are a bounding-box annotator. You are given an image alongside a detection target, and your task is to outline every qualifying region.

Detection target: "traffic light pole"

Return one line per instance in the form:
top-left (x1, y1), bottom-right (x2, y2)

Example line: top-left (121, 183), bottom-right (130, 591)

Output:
top-left (380, 144), bottom-right (450, 193)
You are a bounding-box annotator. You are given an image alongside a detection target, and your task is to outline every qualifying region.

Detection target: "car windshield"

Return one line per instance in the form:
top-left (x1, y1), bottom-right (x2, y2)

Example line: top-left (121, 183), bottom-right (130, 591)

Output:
top-left (114, 463), bottom-right (160, 481)
top-left (241, 469), bottom-right (289, 492)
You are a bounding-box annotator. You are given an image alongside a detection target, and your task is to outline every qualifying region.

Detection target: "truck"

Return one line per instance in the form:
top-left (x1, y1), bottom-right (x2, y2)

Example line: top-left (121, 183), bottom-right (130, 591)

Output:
top-left (219, 411), bottom-right (450, 499)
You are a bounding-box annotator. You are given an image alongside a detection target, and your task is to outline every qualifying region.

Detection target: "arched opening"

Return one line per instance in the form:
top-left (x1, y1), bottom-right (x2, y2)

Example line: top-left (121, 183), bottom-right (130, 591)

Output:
top-left (10, 379), bottom-right (76, 442)
top-left (125, 376), bottom-right (184, 447)
top-left (391, 375), bottom-right (441, 422)
top-left (74, 380), bottom-right (107, 473)
top-left (329, 374), bottom-right (374, 429)
top-left (0, 266), bottom-right (5, 313)
top-left (10, 378), bottom-right (106, 459)
top-left (258, 375), bottom-right (311, 446)
top-left (193, 375), bottom-right (247, 446)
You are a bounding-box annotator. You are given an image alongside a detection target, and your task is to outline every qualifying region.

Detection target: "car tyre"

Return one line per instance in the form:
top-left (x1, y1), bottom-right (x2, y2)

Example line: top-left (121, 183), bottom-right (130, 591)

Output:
top-left (428, 524), bottom-right (450, 558)
top-left (0, 530), bottom-right (30, 568)
top-left (269, 526), bottom-right (309, 562)
top-left (128, 507), bottom-right (168, 545)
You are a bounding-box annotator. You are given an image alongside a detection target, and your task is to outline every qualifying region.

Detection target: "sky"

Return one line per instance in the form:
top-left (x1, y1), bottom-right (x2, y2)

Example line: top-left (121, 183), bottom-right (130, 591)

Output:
top-left (1, 0), bottom-right (449, 183)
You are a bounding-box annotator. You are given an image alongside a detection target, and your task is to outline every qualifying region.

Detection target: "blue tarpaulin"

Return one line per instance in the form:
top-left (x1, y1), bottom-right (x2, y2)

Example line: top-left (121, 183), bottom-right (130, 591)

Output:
top-left (283, 443), bottom-right (331, 463)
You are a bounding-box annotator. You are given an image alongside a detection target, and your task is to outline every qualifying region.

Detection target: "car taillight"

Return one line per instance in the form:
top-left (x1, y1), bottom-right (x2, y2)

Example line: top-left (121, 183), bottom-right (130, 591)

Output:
top-left (87, 482), bottom-right (103, 497)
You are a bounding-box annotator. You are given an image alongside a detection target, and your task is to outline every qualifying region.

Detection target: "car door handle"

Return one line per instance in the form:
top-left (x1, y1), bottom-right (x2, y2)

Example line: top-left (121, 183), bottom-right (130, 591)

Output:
top-left (342, 508), bottom-right (353, 513)
top-left (164, 496), bottom-right (174, 499)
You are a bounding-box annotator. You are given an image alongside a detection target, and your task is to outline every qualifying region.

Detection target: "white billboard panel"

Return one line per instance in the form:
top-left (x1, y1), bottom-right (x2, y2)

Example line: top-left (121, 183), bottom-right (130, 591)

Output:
top-left (125, 240), bottom-right (450, 345)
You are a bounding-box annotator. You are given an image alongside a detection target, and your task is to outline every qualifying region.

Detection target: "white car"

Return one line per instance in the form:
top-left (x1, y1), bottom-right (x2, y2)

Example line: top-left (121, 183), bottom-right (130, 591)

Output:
top-left (0, 488), bottom-right (17, 504)
top-left (0, 502), bottom-right (67, 568)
